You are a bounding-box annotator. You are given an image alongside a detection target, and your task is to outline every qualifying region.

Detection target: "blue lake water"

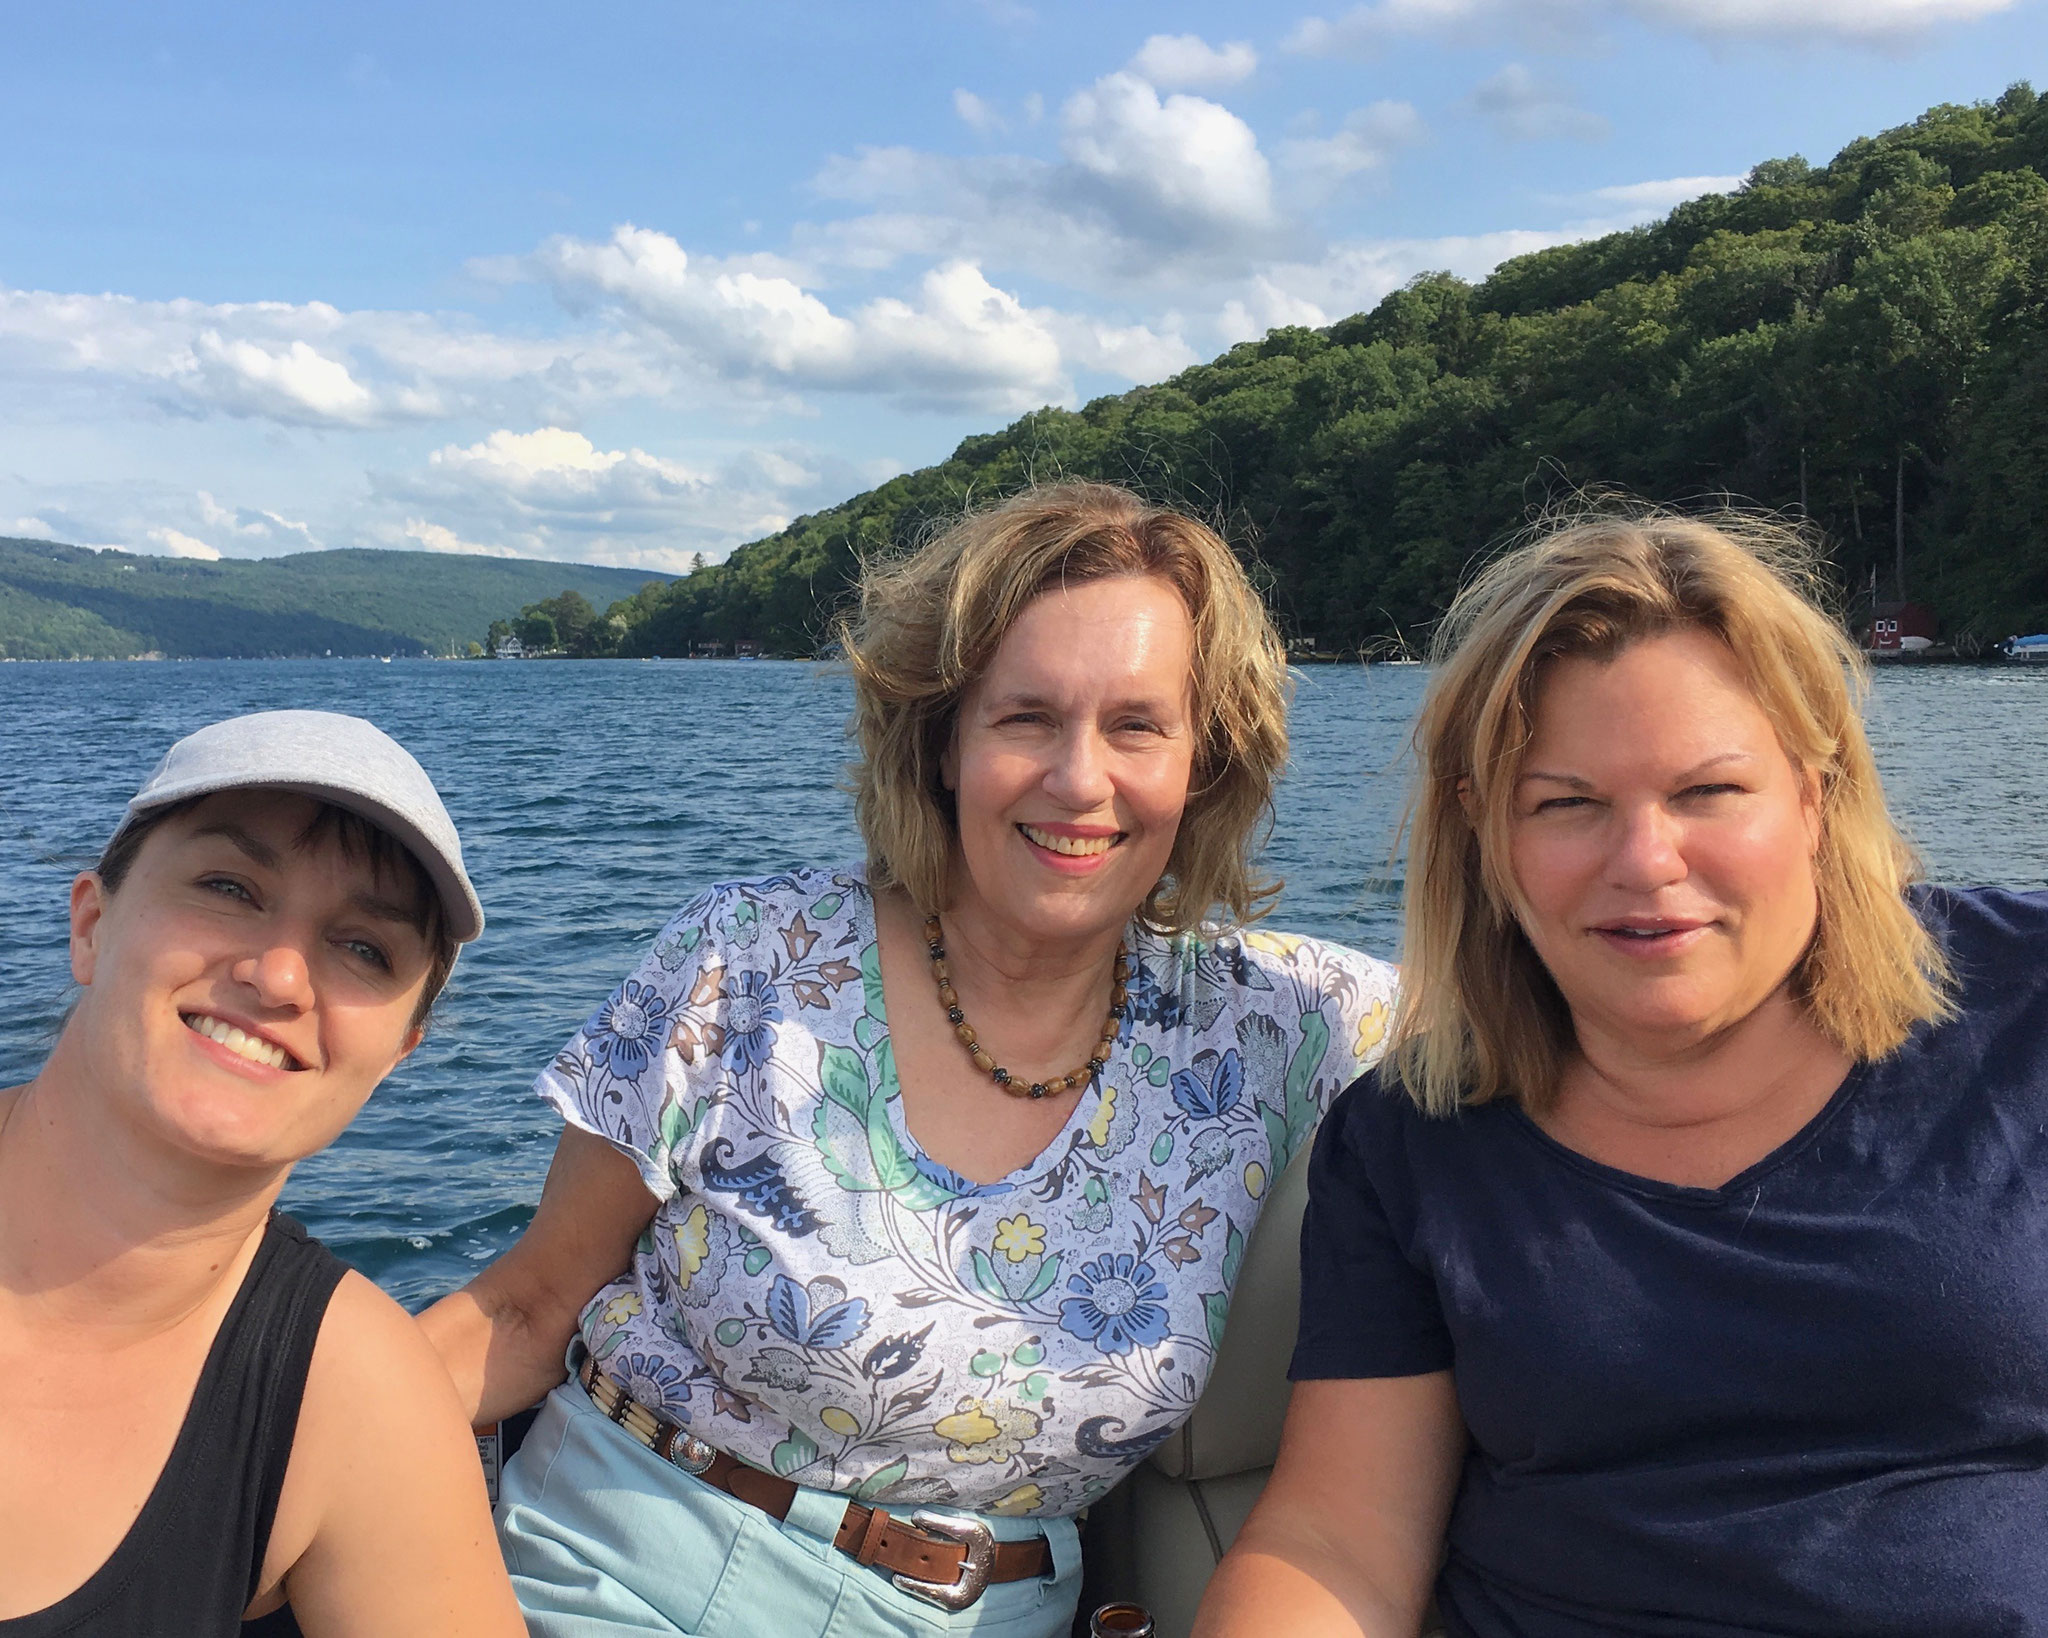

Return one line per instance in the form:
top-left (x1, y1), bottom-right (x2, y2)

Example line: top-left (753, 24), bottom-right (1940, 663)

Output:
top-left (2, 658), bottom-right (2043, 1308)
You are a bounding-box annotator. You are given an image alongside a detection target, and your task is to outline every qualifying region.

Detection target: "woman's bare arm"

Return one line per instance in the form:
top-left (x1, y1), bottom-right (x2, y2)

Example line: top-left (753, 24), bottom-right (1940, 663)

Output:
top-left (417, 1125), bottom-right (659, 1424)
top-left (1193, 1373), bottom-right (1466, 1638)
top-left (251, 1273), bottom-right (525, 1637)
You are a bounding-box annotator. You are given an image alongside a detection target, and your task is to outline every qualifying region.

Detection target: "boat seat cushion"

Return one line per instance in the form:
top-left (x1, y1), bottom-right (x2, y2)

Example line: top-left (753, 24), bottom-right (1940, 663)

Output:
top-left (1085, 1141), bottom-right (1445, 1637)
top-left (1145, 1142), bottom-right (1311, 1483)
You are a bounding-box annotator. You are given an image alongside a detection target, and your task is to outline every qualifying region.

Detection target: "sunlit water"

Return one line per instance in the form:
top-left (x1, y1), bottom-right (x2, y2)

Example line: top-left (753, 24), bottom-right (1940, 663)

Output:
top-left (2, 659), bottom-right (2041, 1308)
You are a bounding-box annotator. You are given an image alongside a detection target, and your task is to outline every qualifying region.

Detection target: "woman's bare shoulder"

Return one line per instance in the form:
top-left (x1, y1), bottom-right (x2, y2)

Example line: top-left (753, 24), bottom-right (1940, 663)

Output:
top-left (309, 1271), bottom-right (466, 1394)
top-left (258, 1270), bottom-right (522, 1634)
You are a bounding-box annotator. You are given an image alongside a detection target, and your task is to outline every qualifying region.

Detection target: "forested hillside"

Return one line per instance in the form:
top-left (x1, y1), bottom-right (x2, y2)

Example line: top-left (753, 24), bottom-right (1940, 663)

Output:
top-left (0, 541), bottom-right (666, 659)
top-left (606, 83), bottom-right (2048, 657)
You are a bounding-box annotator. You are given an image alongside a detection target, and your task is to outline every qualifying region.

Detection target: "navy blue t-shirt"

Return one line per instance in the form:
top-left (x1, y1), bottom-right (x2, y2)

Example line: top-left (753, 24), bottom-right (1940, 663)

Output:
top-left (1293, 887), bottom-right (2048, 1637)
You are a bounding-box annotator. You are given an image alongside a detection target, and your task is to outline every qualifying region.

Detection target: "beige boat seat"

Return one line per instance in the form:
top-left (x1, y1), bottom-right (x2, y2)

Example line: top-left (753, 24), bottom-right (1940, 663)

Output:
top-left (1075, 1143), bottom-right (1444, 1638)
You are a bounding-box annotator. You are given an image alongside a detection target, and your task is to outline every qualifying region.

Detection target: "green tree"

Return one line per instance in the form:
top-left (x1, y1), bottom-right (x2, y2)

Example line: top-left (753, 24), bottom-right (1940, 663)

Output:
top-left (535, 589), bottom-right (599, 654)
top-left (515, 609), bottom-right (559, 652)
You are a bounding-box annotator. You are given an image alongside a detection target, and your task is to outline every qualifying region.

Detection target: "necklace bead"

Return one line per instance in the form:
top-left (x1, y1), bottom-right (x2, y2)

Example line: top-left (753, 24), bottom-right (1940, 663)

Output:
top-left (924, 913), bottom-right (1127, 1100)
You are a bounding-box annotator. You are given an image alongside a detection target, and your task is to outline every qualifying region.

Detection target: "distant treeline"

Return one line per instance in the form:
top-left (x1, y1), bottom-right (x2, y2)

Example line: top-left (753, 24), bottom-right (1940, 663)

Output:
top-left (0, 542), bottom-right (666, 660)
top-left (486, 589), bottom-right (626, 657)
top-left (570, 83), bottom-right (2048, 658)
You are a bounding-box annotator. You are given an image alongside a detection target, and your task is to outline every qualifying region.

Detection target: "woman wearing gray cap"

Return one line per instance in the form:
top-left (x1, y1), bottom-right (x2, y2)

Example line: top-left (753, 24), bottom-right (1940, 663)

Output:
top-left (0, 711), bottom-right (522, 1638)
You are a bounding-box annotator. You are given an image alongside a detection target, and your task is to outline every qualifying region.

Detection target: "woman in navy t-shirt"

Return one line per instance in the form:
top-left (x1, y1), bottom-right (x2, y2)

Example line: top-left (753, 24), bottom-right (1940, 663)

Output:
top-left (1196, 510), bottom-right (2048, 1638)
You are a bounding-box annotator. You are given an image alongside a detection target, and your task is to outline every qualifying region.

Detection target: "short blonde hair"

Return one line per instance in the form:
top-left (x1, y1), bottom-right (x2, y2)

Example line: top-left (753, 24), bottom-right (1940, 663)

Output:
top-left (839, 482), bottom-right (1290, 935)
top-left (1389, 507), bottom-right (1953, 1117)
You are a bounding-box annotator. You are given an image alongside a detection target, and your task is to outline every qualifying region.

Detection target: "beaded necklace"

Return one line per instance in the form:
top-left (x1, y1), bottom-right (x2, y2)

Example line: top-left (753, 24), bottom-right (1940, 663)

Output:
top-left (923, 913), bottom-right (1128, 1100)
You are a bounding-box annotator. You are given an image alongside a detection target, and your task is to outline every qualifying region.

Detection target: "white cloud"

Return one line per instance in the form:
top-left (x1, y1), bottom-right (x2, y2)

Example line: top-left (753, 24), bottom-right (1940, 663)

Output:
top-left (845, 262), bottom-right (1069, 405)
top-left (533, 226), bottom-right (1048, 403)
top-left (10, 482), bottom-right (341, 562)
top-left (0, 288), bottom-right (399, 429)
top-left (1220, 228), bottom-right (1576, 342)
top-left (954, 89), bottom-right (1005, 133)
top-left (198, 491), bottom-right (261, 534)
top-left (807, 131), bottom-right (1383, 351)
top-left (1045, 314), bottom-right (1199, 380)
top-left (1283, 0), bottom-right (2014, 49)
top-left (402, 519), bottom-right (516, 557)
top-left (1468, 65), bottom-right (1609, 143)
top-left (197, 490), bottom-right (321, 547)
top-left (1279, 101), bottom-right (1427, 191)
top-left (11, 516), bottom-right (55, 538)
top-left (1061, 73), bottom-right (1278, 245)
top-left (806, 77), bottom-right (1303, 285)
top-left (147, 526), bottom-right (221, 560)
top-left (1581, 173), bottom-right (1744, 213)
top-left (807, 147), bottom-right (1100, 275)
top-left (428, 427), bottom-right (711, 512)
top-left (439, 427), bottom-right (636, 478)
top-left (0, 284), bottom-right (672, 433)
top-left (1217, 279), bottom-right (1339, 346)
top-left (0, 201), bottom-right (1202, 442)
top-left (372, 427), bottom-right (890, 574)
top-left (530, 223), bottom-right (1195, 411)
top-left (1126, 34), bottom-right (1259, 90)
top-left (190, 334), bottom-right (380, 425)
top-left (798, 87), bottom-right (1645, 359)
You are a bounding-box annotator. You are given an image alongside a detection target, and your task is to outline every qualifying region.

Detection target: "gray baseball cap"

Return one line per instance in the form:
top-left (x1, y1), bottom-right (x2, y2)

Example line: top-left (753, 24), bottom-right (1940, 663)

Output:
top-left (116, 709), bottom-right (484, 943)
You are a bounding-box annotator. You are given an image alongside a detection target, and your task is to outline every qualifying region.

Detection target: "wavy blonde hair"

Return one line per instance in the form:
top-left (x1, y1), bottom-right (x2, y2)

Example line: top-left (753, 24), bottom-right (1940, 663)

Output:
top-left (838, 482), bottom-right (1290, 935)
top-left (1388, 507), bottom-right (1953, 1117)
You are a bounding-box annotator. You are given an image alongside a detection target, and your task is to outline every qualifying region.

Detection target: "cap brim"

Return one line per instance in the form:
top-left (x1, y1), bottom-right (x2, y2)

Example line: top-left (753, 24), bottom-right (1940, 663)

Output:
top-left (125, 775), bottom-right (485, 944)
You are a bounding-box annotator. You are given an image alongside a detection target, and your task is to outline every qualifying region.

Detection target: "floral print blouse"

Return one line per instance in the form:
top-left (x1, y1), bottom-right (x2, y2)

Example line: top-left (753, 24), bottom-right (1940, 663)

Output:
top-left (540, 865), bottom-right (1398, 1520)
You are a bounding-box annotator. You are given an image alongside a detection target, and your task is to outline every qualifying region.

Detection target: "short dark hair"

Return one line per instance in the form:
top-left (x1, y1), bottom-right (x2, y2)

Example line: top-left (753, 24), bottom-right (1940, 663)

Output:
top-left (98, 795), bottom-right (459, 1029)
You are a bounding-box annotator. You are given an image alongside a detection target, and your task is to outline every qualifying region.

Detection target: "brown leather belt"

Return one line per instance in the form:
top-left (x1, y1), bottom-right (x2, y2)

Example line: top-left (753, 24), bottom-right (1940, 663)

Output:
top-left (578, 1354), bottom-right (1050, 1610)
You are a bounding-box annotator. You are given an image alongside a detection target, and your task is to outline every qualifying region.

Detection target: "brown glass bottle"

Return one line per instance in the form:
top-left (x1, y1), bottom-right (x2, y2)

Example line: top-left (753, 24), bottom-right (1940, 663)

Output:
top-left (1089, 1604), bottom-right (1155, 1638)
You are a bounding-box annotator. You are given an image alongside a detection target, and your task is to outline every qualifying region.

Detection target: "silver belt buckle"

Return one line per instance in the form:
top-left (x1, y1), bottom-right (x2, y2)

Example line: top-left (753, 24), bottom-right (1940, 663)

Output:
top-left (891, 1508), bottom-right (995, 1611)
top-left (664, 1428), bottom-right (717, 1476)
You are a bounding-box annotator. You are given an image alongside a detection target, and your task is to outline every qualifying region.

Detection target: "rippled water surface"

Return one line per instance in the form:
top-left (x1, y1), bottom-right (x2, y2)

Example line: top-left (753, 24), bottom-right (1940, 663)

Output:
top-left (3, 659), bottom-right (2042, 1307)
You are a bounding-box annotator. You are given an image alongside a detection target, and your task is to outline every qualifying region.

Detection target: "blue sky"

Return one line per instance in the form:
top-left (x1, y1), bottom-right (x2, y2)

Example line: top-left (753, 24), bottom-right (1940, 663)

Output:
top-left (4, 0), bottom-right (2042, 574)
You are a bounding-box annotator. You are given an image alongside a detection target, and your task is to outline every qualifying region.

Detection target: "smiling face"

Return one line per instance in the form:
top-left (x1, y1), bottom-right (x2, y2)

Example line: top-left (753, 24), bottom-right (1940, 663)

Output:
top-left (941, 573), bottom-right (1197, 950)
top-left (1506, 626), bottom-right (1825, 1059)
top-left (66, 790), bottom-right (436, 1171)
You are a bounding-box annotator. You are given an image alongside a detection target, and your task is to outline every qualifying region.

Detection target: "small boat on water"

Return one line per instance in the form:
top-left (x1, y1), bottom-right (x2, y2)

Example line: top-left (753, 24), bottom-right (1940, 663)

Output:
top-left (2003, 635), bottom-right (2048, 663)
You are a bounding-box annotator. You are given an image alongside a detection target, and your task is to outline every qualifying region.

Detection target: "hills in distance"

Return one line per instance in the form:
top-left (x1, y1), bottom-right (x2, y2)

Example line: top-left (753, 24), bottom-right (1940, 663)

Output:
top-left (0, 540), bottom-right (667, 661)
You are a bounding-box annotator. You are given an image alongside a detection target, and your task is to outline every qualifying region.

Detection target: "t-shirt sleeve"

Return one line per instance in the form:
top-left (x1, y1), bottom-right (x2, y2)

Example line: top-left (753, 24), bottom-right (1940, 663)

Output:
top-left (532, 884), bottom-right (728, 1203)
top-left (1236, 933), bottom-right (1399, 1136)
top-left (1315, 939), bottom-right (1400, 1096)
top-left (1290, 1076), bottom-right (1454, 1381)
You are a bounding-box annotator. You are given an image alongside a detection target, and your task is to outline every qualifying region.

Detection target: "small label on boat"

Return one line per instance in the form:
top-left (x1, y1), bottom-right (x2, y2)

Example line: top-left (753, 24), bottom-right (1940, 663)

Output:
top-left (476, 1425), bottom-right (502, 1506)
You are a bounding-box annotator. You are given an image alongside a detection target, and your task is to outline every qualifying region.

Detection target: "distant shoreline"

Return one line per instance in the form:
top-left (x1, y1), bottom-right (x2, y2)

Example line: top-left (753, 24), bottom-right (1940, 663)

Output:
top-left (0, 538), bottom-right (669, 664)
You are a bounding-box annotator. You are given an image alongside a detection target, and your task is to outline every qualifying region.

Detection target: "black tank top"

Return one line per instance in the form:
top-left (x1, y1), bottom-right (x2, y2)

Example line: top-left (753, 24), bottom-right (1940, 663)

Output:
top-left (3, 1214), bottom-right (346, 1637)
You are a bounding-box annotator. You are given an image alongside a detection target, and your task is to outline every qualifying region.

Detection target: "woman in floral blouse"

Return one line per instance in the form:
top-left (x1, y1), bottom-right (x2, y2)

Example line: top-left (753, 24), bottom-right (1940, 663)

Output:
top-left (422, 482), bottom-right (1398, 1637)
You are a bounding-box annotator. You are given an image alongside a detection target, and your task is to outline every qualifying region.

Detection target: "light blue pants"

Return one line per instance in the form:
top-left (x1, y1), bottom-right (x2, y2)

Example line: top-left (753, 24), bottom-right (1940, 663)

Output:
top-left (498, 1382), bottom-right (1083, 1638)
